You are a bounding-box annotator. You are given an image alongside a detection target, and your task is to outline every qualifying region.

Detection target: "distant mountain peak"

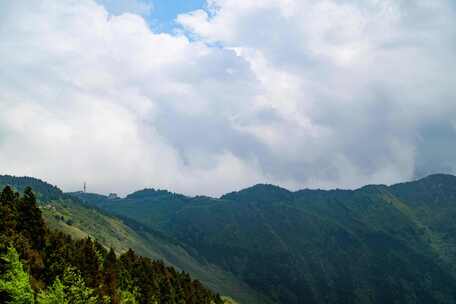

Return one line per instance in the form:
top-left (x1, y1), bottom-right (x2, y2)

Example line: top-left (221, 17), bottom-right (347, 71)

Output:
top-left (420, 173), bottom-right (456, 182)
top-left (0, 175), bottom-right (63, 201)
top-left (244, 183), bottom-right (291, 192)
top-left (357, 184), bottom-right (389, 193)
top-left (126, 188), bottom-right (186, 200)
top-left (390, 173), bottom-right (456, 190)
top-left (220, 183), bottom-right (292, 203)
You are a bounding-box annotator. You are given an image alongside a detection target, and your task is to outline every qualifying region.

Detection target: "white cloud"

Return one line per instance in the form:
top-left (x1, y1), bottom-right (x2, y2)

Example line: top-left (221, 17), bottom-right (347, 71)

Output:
top-left (178, 0), bottom-right (456, 185)
top-left (0, 0), bottom-right (265, 196)
top-left (1, 0), bottom-right (456, 196)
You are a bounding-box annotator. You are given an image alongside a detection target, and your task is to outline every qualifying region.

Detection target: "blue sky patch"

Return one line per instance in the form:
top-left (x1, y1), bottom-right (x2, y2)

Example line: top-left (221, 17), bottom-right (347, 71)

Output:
top-left (98, 0), bottom-right (206, 33)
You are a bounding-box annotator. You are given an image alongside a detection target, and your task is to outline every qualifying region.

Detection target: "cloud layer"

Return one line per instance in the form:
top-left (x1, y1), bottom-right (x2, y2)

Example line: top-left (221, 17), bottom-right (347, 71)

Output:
top-left (1, 0), bottom-right (455, 196)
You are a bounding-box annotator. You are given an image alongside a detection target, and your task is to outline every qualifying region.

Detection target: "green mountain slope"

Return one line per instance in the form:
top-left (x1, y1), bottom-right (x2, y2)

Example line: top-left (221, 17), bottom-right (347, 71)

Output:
top-left (0, 186), bottom-right (223, 304)
top-left (389, 174), bottom-right (456, 269)
top-left (0, 175), bottom-right (269, 304)
top-left (75, 175), bottom-right (456, 304)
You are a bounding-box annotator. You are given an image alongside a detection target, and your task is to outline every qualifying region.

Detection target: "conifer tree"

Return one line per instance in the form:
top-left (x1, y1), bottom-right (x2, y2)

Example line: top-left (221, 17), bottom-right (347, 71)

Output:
top-left (74, 238), bottom-right (101, 288)
top-left (17, 187), bottom-right (46, 249)
top-left (0, 186), bottom-right (19, 236)
top-left (0, 186), bottom-right (17, 204)
top-left (103, 248), bottom-right (119, 304)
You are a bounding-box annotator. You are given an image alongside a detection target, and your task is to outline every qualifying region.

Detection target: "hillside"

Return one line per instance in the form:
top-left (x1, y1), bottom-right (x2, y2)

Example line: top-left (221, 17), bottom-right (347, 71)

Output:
top-left (74, 174), bottom-right (456, 304)
top-left (0, 176), bottom-right (268, 304)
top-left (0, 185), bottom-right (224, 303)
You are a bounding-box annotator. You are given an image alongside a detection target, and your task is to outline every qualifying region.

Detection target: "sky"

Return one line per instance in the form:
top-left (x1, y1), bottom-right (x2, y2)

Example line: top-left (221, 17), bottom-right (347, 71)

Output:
top-left (1, 0), bottom-right (456, 196)
top-left (96, 0), bottom-right (206, 32)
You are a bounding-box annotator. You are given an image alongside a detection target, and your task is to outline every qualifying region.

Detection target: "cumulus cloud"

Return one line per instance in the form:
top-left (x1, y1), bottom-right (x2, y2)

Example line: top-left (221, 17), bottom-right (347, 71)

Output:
top-left (0, 0), bottom-right (264, 196)
top-left (178, 0), bottom-right (456, 189)
top-left (0, 0), bottom-right (455, 196)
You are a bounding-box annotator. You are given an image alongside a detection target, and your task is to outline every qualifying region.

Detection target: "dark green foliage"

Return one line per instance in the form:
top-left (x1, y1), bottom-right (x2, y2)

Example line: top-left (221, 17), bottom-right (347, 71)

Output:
top-left (103, 249), bottom-right (119, 303)
top-left (0, 186), bottom-right (18, 239)
top-left (17, 187), bottom-right (46, 249)
top-left (0, 186), bottom-right (223, 304)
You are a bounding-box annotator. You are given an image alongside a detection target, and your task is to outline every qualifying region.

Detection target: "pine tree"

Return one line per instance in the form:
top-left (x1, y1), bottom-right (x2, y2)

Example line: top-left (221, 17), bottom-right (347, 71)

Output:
top-left (103, 248), bottom-right (119, 304)
top-left (73, 238), bottom-right (101, 288)
top-left (159, 278), bottom-right (176, 303)
top-left (17, 187), bottom-right (46, 249)
top-left (0, 186), bottom-right (17, 204)
top-left (0, 186), bottom-right (19, 236)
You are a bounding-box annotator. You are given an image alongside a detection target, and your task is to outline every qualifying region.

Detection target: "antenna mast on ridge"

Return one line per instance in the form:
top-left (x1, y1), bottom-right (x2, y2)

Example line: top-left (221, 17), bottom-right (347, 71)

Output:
top-left (83, 182), bottom-right (87, 193)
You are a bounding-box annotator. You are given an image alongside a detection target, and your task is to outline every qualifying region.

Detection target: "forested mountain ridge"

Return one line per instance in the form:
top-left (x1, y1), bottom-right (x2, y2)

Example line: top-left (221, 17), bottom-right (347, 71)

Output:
top-left (0, 175), bottom-right (266, 304)
top-left (0, 185), bottom-right (224, 303)
top-left (0, 175), bottom-right (63, 201)
top-left (74, 174), bottom-right (456, 304)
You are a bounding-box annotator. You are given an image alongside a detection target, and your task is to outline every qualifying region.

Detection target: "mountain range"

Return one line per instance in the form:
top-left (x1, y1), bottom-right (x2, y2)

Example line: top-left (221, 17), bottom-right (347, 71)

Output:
top-left (2, 174), bottom-right (456, 303)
